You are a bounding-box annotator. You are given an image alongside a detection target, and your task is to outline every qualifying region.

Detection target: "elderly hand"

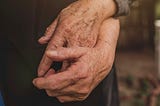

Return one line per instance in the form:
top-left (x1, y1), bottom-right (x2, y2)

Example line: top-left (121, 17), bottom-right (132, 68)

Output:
top-left (36, 0), bottom-right (116, 77)
top-left (33, 18), bottom-right (120, 103)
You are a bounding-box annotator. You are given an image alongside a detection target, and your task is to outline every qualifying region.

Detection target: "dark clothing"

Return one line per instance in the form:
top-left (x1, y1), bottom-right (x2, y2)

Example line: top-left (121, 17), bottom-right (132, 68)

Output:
top-left (0, 0), bottom-right (120, 106)
top-left (114, 0), bottom-right (133, 17)
top-left (0, 92), bottom-right (4, 106)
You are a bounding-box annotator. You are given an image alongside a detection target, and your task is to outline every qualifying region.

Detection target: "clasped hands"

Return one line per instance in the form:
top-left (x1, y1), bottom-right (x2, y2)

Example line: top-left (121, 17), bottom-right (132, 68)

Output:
top-left (33, 0), bottom-right (119, 103)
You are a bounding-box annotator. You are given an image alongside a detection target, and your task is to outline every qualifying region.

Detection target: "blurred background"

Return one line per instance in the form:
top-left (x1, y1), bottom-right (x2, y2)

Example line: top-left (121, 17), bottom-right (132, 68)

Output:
top-left (115, 0), bottom-right (160, 106)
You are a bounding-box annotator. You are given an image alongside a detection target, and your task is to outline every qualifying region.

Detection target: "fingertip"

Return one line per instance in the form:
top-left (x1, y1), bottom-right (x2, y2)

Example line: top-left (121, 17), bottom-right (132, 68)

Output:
top-left (38, 70), bottom-right (46, 77)
top-left (44, 69), bottom-right (56, 77)
top-left (46, 50), bottom-right (58, 58)
top-left (38, 36), bottom-right (49, 44)
top-left (32, 78), bottom-right (39, 86)
top-left (32, 78), bottom-right (45, 89)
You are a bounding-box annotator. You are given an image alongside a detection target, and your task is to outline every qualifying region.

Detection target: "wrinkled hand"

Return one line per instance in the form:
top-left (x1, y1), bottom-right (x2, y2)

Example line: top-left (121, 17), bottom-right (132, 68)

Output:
top-left (37, 0), bottom-right (116, 77)
top-left (33, 19), bottom-right (120, 103)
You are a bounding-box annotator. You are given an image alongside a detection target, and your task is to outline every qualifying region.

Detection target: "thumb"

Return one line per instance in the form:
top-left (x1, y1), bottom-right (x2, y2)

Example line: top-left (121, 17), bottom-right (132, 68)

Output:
top-left (38, 16), bottom-right (59, 44)
top-left (46, 47), bottom-right (88, 61)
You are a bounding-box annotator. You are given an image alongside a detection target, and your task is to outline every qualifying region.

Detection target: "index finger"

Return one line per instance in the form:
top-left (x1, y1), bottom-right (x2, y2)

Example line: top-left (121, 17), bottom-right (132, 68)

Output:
top-left (38, 30), bottom-right (66, 77)
top-left (38, 54), bottom-right (53, 77)
top-left (34, 62), bottom-right (86, 90)
top-left (38, 16), bottom-right (59, 44)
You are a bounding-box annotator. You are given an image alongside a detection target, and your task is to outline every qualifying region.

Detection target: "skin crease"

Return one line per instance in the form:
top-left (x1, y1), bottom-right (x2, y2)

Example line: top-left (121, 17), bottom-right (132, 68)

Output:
top-left (33, 0), bottom-right (119, 103)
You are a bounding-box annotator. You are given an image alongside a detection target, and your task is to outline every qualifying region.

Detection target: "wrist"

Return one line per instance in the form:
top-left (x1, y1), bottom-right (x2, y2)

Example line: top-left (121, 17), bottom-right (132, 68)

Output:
top-left (95, 18), bottom-right (120, 50)
top-left (89, 0), bottom-right (117, 20)
top-left (65, 0), bottom-right (116, 21)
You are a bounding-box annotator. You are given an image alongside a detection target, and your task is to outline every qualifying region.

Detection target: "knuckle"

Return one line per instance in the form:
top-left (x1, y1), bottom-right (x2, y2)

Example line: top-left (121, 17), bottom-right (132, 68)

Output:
top-left (79, 64), bottom-right (90, 78)
top-left (49, 84), bottom-right (57, 90)
top-left (49, 82), bottom-right (60, 91)
top-left (64, 27), bottom-right (72, 34)
top-left (44, 27), bottom-right (52, 36)
top-left (45, 27), bottom-right (50, 32)
top-left (78, 71), bottom-right (88, 79)
top-left (76, 68), bottom-right (88, 79)
top-left (58, 20), bottom-right (72, 33)
top-left (60, 23), bottom-right (72, 33)
top-left (71, 72), bottom-right (87, 82)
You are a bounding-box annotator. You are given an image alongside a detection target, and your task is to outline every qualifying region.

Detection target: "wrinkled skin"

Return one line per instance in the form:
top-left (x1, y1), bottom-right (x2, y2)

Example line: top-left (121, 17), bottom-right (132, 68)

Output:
top-left (33, 19), bottom-right (119, 102)
top-left (33, 0), bottom-right (119, 103)
top-left (36, 0), bottom-right (116, 77)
